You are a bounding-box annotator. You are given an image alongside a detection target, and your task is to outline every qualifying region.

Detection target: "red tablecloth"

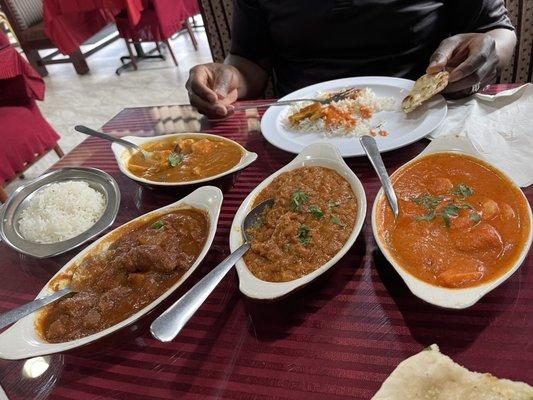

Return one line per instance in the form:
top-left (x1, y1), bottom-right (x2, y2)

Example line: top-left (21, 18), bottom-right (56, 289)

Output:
top-left (43, 0), bottom-right (144, 55)
top-left (0, 85), bottom-right (530, 399)
top-left (0, 32), bottom-right (59, 185)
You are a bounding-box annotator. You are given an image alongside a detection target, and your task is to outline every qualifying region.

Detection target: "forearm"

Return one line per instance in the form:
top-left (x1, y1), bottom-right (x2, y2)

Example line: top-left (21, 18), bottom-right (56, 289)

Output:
top-left (224, 54), bottom-right (269, 99)
top-left (487, 28), bottom-right (517, 71)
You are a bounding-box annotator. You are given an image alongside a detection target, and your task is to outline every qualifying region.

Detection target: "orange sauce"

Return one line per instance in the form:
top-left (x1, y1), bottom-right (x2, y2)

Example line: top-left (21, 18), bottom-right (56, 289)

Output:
top-left (376, 153), bottom-right (531, 288)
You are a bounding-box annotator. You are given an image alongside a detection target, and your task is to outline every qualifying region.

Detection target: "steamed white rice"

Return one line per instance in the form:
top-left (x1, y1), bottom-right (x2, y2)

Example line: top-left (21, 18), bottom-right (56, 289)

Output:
top-left (18, 181), bottom-right (106, 244)
top-left (284, 87), bottom-right (396, 137)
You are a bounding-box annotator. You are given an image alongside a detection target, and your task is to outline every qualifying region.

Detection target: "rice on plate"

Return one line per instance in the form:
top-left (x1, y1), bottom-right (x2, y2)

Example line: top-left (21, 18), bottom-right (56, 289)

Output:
top-left (284, 88), bottom-right (396, 137)
top-left (18, 180), bottom-right (106, 244)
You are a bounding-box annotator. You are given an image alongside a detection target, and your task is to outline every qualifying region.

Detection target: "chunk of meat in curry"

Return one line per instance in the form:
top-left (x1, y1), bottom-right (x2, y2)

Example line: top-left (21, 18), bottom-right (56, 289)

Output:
top-left (244, 166), bottom-right (357, 282)
top-left (37, 209), bottom-right (208, 343)
top-left (377, 153), bottom-right (530, 288)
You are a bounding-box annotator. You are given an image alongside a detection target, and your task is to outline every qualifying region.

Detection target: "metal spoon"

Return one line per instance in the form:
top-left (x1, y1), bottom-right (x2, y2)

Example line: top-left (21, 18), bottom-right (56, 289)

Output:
top-left (0, 287), bottom-right (74, 330)
top-left (74, 125), bottom-right (151, 158)
top-left (150, 198), bottom-right (274, 342)
top-left (360, 136), bottom-right (399, 218)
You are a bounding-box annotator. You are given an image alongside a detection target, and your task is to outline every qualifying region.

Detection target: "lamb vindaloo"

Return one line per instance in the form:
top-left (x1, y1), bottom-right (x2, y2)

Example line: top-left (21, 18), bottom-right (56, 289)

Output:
top-left (37, 209), bottom-right (208, 343)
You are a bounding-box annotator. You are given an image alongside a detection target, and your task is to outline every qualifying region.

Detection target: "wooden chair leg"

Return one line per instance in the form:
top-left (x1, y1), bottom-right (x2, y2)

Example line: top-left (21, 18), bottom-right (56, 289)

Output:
top-left (164, 39), bottom-right (178, 67)
top-left (70, 49), bottom-right (89, 75)
top-left (0, 186), bottom-right (7, 204)
top-left (53, 144), bottom-right (64, 158)
top-left (24, 48), bottom-right (48, 77)
top-left (125, 39), bottom-right (138, 70)
top-left (184, 19), bottom-right (198, 50)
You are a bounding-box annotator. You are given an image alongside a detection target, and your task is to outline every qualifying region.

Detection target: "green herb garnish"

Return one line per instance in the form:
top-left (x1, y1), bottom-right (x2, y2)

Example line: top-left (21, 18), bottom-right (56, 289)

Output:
top-left (413, 194), bottom-right (444, 210)
top-left (470, 213), bottom-right (481, 223)
top-left (297, 225), bottom-right (311, 245)
top-left (328, 200), bottom-right (340, 211)
top-left (152, 220), bottom-right (164, 229)
top-left (291, 189), bottom-right (310, 212)
top-left (416, 210), bottom-right (436, 222)
top-left (168, 152), bottom-right (185, 167)
top-left (309, 205), bottom-right (324, 220)
top-left (331, 215), bottom-right (345, 227)
top-left (451, 184), bottom-right (474, 198)
top-left (440, 204), bottom-right (460, 228)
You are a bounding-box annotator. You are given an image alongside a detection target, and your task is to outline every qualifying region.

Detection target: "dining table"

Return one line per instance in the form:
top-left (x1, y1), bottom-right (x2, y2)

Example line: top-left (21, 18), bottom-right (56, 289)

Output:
top-left (0, 84), bottom-right (531, 399)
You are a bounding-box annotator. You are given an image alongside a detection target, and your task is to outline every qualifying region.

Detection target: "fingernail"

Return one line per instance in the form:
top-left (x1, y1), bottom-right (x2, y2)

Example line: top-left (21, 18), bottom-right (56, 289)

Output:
top-left (227, 105), bottom-right (235, 112)
top-left (215, 106), bottom-right (226, 116)
top-left (207, 93), bottom-right (218, 102)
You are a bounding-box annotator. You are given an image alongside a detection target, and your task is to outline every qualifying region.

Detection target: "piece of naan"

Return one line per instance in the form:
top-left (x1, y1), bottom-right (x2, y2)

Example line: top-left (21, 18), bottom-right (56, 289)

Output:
top-left (372, 344), bottom-right (533, 400)
top-left (402, 71), bottom-right (449, 113)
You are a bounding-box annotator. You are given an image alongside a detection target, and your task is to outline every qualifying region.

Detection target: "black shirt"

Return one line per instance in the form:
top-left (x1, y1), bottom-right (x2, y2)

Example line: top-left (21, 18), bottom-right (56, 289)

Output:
top-left (230, 0), bottom-right (514, 96)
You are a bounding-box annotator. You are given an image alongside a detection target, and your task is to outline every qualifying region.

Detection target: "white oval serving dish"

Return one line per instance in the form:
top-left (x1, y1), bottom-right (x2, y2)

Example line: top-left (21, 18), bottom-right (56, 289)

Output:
top-left (371, 135), bottom-right (533, 309)
top-left (111, 133), bottom-right (257, 186)
top-left (0, 186), bottom-right (223, 360)
top-left (229, 143), bottom-right (367, 300)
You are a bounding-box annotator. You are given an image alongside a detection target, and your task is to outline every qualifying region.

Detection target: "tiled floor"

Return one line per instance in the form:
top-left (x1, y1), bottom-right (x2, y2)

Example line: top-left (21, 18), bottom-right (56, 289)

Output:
top-left (5, 23), bottom-right (211, 196)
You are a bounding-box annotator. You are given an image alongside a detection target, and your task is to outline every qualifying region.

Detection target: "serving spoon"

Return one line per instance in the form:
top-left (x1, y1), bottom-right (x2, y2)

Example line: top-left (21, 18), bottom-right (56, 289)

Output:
top-left (0, 287), bottom-right (74, 330)
top-left (150, 198), bottom-right (274, 342)
top-left (360, 135), bottom-right (399, 218)
top-left (74, 125), bottom-right (152, 159)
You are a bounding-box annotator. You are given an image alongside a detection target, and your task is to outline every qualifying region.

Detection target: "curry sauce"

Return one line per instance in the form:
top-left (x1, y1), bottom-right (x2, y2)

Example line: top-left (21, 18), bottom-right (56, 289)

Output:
top-left (376, 153), bottom-right (531, 288)
top-left (127, 137), bottom-right (243, 182)
top-left (244, 166), bottom-right (358, 282)
top-left (36, 209), bottom-right (208, 343)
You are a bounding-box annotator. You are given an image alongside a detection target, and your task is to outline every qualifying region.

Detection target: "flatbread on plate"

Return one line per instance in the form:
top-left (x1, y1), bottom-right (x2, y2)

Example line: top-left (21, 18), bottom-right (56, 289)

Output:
top-left (372, 344), bottom-right (533, 400)
top-left (402, 71), bottom-right (449, 113)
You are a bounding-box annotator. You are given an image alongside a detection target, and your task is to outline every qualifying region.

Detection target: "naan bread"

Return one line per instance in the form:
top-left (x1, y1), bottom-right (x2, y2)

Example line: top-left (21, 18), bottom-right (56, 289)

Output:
top-left (372, 345), bottom-right (533, 400)
top-left (402, 72), bottom-right (449, 113)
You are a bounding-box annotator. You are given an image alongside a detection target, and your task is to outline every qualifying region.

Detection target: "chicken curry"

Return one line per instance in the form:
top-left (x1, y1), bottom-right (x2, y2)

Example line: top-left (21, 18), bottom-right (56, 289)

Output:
top-left (376, 153), bottom-right (531, 288)
top-left (244, 166), bottom-right (358, 282)
top-left (37, 208), bottom-right (208, 343)
top-left (127, 136), bottom-right (243, 182)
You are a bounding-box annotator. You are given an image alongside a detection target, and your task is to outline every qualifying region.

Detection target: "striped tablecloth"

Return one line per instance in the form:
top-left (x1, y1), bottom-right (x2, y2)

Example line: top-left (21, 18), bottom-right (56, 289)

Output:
top-left (0, 84), bottom-right (531, 399)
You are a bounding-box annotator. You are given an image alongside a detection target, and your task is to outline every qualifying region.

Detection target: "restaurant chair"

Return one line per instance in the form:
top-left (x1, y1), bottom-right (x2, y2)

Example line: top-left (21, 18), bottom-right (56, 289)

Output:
top-left (0, 0), bottom-right (117, 77)
top-left (198, 0), bottom-right (532, 84)
top-left (114, 0), bottom-right (199, 73)
top-left (0, 30), bottom-right (63, 203)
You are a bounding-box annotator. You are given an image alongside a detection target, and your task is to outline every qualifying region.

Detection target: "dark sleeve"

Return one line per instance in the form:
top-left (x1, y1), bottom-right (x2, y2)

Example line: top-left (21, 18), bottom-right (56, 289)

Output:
top-left (230, 0), bottom-right (272, 69)
top-left (447, 0), bottom-right (515, 34)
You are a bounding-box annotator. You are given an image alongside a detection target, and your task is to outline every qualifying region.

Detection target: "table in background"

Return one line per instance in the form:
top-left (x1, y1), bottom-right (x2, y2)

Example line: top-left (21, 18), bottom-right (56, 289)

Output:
top-left (0, 85), bottom-right (531, 399)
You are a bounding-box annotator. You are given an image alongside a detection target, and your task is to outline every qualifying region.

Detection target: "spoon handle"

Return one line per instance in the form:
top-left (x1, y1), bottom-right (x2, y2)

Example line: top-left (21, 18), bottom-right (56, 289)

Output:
top-left (0, 288), bottom-right (73, 330)
top-left (74, 125), bottom-right (142, 153)
top-left (150, 243), bottom-right (251, 342)
top-left (360, 136), bottom-right (399, 218)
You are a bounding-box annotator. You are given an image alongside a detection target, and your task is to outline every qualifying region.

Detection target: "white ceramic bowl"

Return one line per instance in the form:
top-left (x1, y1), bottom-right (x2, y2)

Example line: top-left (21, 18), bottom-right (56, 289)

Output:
top-left (371, 135), bottom-right (533, 309)
top-left (229, 143), bottom-right (367, 300)
top-left (0, 186), bottom-right (223, 360)
top-left (111, 133), bottom-right (257, 186)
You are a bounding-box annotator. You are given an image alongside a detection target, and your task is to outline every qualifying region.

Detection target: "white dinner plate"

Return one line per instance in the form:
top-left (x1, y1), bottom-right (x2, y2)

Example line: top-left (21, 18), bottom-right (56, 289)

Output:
top-left (260, 76), bottom-right (447, 157)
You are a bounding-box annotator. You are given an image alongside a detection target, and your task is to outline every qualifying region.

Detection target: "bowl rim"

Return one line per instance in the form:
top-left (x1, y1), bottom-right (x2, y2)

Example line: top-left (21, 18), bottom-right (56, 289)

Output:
top-left (110, 132), bottom-right (257, 186)
top-left (229, 142), bottom-right (367, 300)
top-left (371, 138), bottom-right (533, 309)
top-left (0, 186), bottom-right (223, 360)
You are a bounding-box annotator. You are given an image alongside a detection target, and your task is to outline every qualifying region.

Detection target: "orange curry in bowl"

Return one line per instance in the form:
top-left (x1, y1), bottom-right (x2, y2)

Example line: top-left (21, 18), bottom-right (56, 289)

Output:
top-left (376, 152), bottom-right (531, 289)
top-left (127, 136), bottom-right (243, 183)
top-left (244, 166), bottom-right (358, 282)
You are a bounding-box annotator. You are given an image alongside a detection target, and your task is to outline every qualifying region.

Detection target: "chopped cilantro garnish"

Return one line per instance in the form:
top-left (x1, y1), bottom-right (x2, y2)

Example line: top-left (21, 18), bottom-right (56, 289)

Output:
top-left (297, 225), bottom-right (311, 245)
top-left (152, 220), bottom-right (164, 229)
top-left (309, 205), bottom-right (324, 219)
top-left (451, 184), bottom-right (474, 198)
top-left (413, 194), bottom-right (444, 210)
top-left (470, 213), bottom-right (481, 223)
top-left (440, 204), bottom-right (460, 228)
top-left (291, 189), bottom-right (310, 212)
top-left (331, 215), bottom-right (345, 227)
top-left (327, 200), bottom-right (340, 211)
top-left (168, 152), bottom-right (185, 167)
top-left (416, 210), bottom-right (436, 222)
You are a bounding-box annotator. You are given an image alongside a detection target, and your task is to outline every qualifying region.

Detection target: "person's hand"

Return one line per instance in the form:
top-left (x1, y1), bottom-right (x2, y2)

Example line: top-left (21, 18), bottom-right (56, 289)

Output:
top-left (186, 63), bottom-right (241, 118)
top-left (427, 33), bottom-right (499, 98)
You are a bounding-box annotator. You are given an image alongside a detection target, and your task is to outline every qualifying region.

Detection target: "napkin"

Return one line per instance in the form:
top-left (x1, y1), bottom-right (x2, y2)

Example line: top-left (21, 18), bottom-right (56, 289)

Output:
top-left (428, 84), bottom-right (533, 187)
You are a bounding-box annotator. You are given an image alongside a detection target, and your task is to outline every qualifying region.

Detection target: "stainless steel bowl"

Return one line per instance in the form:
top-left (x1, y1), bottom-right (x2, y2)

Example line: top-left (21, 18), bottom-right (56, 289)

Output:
top-left (0, 168), bottom-right (120, 258)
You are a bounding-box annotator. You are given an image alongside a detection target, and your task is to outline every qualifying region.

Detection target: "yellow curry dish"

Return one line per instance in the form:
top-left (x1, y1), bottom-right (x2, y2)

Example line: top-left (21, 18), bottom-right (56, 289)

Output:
top-left (244, 166), bottom-right (358, 282)
top-left (376, 152), bottom-right (531, 289)
top-left (127, 136), bottom-right (245, 183)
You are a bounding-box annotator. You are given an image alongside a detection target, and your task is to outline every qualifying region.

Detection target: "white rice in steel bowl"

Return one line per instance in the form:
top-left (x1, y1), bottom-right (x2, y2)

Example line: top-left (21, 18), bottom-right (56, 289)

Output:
top-left (18, 181), bottom-right (106, 244)
top-left (283, 88), bottom-right (397, 137)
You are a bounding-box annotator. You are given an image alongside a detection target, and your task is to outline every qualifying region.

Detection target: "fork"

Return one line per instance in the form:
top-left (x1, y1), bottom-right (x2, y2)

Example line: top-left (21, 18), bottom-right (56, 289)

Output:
top-left (232, 87), bottom-right (359, 111)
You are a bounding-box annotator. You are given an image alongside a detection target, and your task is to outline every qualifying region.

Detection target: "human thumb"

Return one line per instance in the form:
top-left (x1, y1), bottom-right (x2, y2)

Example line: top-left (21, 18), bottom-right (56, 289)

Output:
top-left (427, 38), bottom-right (457, 74)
